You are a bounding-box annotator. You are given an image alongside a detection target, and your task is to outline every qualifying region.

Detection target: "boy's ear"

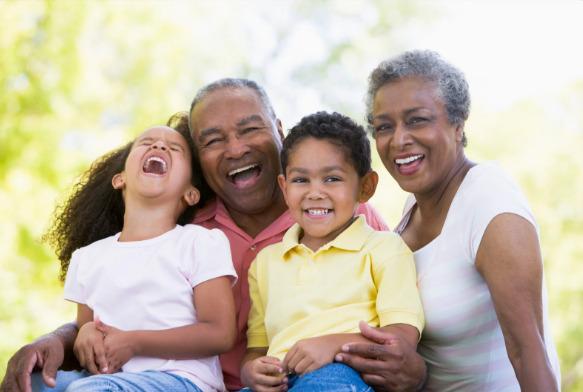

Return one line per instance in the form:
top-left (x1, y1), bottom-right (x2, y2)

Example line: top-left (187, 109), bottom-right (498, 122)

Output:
top-left (112, 173), bottom-right (125, 190)
top-left (277, 174), bottom-right (289, 205)
top-left (183, 186), bottom-right (200, 206)
top-left (359, 171), bottom-right (379, 203)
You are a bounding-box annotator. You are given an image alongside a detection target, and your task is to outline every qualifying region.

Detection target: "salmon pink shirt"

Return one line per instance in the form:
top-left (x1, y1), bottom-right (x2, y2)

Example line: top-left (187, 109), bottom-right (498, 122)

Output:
top-left (194, 198), bottom-right (388, 391)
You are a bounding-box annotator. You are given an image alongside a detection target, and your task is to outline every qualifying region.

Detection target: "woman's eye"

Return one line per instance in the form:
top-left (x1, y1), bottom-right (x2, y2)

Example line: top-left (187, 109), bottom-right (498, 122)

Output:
top-left (375, 123), bottom-right (393, 134)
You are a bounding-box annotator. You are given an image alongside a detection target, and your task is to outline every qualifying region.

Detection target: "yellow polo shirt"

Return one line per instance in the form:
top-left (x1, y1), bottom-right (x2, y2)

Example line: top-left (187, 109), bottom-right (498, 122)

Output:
top-left (246, 216), bottom-right (424, 360)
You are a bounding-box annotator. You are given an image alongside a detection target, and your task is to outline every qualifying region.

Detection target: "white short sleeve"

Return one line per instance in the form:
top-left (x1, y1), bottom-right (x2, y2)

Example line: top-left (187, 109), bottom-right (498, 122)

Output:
top-left (63, 249), bottom-right (86, 304)
top-left (465, 163), bottom-right (537, 261)
top-left (180, 225), bottom-right (237, 288)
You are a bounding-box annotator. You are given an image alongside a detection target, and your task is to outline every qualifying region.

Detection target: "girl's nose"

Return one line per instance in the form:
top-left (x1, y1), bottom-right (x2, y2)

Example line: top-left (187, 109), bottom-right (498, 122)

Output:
top-left (151, 140), bottom-right (168, 151)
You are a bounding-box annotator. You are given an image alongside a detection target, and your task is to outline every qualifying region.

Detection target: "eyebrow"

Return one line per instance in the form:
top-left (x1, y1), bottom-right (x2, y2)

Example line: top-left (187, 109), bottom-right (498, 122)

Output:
top-left (287, 165), bottom-right (346, 174)
top-left (237, 114), bottom-right (265, 127)
top-left (373, 107), bottom-right (429, 122)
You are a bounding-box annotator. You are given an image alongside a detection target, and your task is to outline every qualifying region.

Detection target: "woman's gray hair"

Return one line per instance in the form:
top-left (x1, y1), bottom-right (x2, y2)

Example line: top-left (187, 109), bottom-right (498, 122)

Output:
top-left (189, 78), bottom-right (276, 121)
top-left (366, 50), bottom-right (470, 146)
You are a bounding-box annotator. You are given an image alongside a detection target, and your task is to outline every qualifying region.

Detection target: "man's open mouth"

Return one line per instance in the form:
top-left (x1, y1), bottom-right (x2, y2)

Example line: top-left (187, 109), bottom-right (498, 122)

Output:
top-left (227, 163), bottom-right (261, 187)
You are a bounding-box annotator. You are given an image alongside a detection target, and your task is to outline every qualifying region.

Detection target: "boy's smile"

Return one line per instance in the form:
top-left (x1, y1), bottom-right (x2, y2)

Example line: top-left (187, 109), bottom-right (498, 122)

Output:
top-left (279, 137), bottom-right (372, 252)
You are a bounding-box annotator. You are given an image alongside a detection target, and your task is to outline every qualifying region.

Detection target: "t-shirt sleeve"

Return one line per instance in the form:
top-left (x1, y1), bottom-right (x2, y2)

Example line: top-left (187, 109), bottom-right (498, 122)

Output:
top-left (357, 202), bottom-right (390, 231)
top-left (246, 255), bottom-right (269, 348)
top-left (467, 164), bottom-right (537, 262)
top-left (373, 234), bottom-right (425, 335)
top-left (184, 227), bottom-right (237, 288)
top-left (63, 249), bottom-right (86, 304)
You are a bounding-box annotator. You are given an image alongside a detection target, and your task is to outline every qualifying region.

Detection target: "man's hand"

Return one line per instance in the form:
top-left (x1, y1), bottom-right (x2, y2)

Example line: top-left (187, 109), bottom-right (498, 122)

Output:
top-left (0, 335), bottom-right (64, 392)
top-left (335, 321), bottom-right (426, 392)
top-left (74, 321), bottom-right (108, 375)
top-left (282, 336), bottom-right (340, 375)
top-left (241, 356), bottom-right (287, 392)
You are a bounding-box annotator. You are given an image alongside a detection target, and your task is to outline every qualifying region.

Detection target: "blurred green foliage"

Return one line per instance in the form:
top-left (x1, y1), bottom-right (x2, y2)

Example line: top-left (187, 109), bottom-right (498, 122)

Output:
top-left (1, 1), bottom-right (581, 390)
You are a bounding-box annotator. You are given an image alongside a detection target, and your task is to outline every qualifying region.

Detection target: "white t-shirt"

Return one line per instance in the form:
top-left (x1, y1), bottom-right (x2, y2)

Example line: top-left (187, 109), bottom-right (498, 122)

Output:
top-left (64, 224), bottom-right (237, 392)
top-left (395, 163), bottom-right (560, 391)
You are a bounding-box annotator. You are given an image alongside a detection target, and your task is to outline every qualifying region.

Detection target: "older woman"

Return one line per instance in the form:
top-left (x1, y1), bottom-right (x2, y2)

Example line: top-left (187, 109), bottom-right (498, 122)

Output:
top-left (336, 50), bottom-right (561, 391)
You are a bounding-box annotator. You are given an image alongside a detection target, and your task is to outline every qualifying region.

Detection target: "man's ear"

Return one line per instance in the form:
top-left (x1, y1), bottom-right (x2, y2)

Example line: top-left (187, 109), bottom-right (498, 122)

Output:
top-left (183, 186), bottom-right (201, 206)
top-left (112, 173), bottom-right (125, 190)
top-left (359, 171), bottom-right (379, 203)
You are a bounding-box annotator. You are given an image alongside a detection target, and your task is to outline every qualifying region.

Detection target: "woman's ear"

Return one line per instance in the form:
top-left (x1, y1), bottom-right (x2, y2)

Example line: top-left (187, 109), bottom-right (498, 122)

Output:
top-left (183, 186), bottom-right (201, 206)
top-left (112, 173), bottom-right (125, 190)
top-left (359, 171), bottom-right (379, 203)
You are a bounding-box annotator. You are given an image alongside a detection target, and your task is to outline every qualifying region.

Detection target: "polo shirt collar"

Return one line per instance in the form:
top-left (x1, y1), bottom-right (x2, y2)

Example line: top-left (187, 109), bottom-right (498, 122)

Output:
top-left (282, 215), bottom-right (371, 255)
top-left (194, 197), bottom-right (294, 243)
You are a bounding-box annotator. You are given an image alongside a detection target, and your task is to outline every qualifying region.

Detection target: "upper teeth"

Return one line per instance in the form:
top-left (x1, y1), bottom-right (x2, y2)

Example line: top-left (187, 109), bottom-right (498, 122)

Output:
top-left (395, 154), bottom-right (423, 165)
top-left (229, 164), bottom-right (258, 176)
top-left (147, 156), bottom-right (167, 170)
top-left (307, 209), bottom-right (329, 216)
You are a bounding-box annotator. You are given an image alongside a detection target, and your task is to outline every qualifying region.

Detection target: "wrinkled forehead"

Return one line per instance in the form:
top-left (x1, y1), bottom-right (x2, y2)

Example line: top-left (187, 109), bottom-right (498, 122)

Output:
top-left (189, 87), bottom-right (272, 133)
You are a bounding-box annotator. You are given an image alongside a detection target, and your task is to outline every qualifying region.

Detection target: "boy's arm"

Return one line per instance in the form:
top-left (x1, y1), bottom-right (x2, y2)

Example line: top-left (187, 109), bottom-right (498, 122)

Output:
top-left (1, 322), bottom-right (79, 392)
top-left (98, 276), bottom-right (235, 368)
top-left (282, 324), bottom-right (419, 375)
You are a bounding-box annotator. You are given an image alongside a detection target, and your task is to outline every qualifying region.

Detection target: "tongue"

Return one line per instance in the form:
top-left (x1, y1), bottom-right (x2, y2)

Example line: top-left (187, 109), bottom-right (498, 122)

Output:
top-left (144, 160), bottom-right (165, 175)
top-left (232, 167), bottom-right (260, 188)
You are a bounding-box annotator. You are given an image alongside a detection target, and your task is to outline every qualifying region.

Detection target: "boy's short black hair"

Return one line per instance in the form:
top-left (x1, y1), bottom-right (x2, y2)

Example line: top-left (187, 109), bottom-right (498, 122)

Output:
top-left (281, 111), bottom-right (372, 177)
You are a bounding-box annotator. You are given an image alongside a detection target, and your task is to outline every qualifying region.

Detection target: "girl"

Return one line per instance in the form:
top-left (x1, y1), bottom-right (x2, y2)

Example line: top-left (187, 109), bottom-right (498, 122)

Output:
top-left (39, 114), bottom-right (237, 392)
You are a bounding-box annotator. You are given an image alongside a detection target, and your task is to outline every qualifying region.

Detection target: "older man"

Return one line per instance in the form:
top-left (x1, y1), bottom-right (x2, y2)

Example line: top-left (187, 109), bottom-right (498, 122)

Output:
top-left (1, 78), bottom-right (387, 392)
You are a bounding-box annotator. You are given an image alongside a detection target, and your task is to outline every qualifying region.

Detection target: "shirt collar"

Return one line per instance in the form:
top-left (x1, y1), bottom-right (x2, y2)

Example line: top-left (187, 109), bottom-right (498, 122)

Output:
top-left (281, 215), bottom-right (372, 256)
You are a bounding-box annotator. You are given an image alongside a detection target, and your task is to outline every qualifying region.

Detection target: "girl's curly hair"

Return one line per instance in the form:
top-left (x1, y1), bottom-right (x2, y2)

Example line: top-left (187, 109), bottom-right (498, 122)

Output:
top-left (45, 112), bottom-right (213, 281)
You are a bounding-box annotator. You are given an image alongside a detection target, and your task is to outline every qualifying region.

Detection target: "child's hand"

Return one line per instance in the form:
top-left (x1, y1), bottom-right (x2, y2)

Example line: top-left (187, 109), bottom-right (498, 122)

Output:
top-left (74, 321), bottom-right (108, 374)
top-left (282, 336), bottom-right (340, 375)
top-left (241, 356), bottom-right (287, 392)
top-left (95, 320), bottom-right (136, 372)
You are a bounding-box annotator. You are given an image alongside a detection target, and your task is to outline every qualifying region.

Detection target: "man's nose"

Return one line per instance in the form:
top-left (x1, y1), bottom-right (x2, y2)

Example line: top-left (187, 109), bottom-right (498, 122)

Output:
top-left (225, 136), bottom-right (250, 159)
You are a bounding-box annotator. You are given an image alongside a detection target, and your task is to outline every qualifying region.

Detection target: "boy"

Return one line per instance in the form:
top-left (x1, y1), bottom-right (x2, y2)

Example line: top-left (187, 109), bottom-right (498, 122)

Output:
top-left (240, 112), bottom-right (424, 391)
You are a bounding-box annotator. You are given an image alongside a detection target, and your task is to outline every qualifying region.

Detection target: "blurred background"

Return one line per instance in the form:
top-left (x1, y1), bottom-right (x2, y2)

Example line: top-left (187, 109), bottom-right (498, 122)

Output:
top-left (1, 0), bottom-right (582, 389)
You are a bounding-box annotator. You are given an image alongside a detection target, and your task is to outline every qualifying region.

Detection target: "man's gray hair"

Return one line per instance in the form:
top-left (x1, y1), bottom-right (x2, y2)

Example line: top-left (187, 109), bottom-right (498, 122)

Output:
top-left (366, 50), bottom-right (470, 145)
top-left (189, 78), bottom-right (277, 122)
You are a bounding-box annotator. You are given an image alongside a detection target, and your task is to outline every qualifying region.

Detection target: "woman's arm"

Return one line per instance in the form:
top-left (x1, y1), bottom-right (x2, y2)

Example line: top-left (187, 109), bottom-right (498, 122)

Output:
top-left (100, 275), bottom-right (235, 364)
top-left (476, 213), bottom-right (558, 391)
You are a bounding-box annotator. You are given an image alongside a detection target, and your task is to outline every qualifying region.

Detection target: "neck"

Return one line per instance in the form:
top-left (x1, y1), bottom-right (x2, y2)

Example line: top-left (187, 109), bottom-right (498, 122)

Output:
top-left (227, 188), bottom-right (288, 238)
top-left (415, 153), bottom-right (474, 220)
top-left (119, 202), bottom-right (179, 242)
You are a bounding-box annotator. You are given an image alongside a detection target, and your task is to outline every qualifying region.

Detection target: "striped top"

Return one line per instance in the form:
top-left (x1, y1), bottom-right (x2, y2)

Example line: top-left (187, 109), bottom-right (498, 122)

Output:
top-left (395, 162), bottom-right (560, 391)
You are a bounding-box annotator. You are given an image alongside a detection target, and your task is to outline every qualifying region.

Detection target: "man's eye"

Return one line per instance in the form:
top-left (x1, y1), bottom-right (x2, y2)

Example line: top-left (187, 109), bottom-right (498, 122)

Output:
top-left (241, 127), bottom-right (260, 134)
top-left (204, 138), bottom-right (223, 147)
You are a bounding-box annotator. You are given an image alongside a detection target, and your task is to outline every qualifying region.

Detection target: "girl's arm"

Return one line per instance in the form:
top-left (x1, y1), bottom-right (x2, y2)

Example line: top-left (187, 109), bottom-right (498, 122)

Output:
top-left (241, 347), bottom-right (287, 391)
top-left (476, 213), bottom-right (558, 391)
top-left (282, 324), bottom-right (419, 375)
top-left (105, 276), bottom-right (235, 360)
top-left (73, 304), bottom-right (111, 374)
